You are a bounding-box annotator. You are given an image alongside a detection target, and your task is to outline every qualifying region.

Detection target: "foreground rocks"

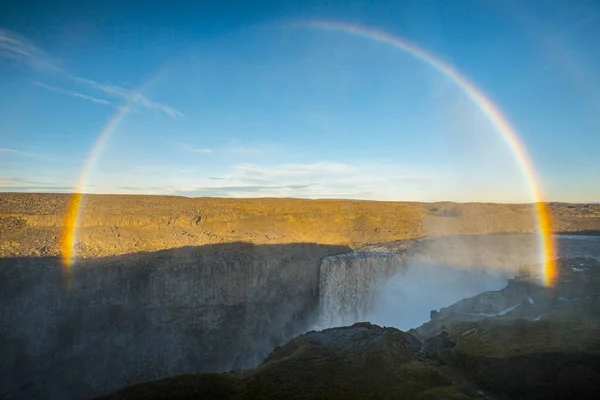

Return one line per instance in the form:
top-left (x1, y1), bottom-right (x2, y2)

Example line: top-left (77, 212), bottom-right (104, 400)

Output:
top-left (99, 257), bottom-right (600, 399)
top-left (99, 323), bottom-right (476, 400)
top-left (412, 257), bottom-right (600, 399)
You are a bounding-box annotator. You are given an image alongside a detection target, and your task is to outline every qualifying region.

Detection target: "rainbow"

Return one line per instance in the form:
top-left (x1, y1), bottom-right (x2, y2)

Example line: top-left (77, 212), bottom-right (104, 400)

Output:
top-left (59, 69), bottom-right (169, 271)
top-left (297, 21), bottom-right (556, 286)
top-left (59, 105), bottom-right (130, 269)
top-left (60, 21), bottom-right (557, 286)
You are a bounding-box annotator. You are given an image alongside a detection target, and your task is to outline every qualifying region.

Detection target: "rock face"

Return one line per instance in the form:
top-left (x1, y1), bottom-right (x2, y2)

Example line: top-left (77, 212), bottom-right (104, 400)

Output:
top-left (99, 323), bottom-right (477, 400)
top-left (2, 234), bottom-right (599, 399)
top-left (0, 243), bottom-right (348, 399)
top-left (0, 234), bottom-right (543, 400)
top-left (97, 256), bottom-right (600, 400)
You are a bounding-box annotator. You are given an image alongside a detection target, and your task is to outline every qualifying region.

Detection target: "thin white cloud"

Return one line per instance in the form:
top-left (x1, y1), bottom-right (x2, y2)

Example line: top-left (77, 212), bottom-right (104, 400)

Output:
top-left (0, 29), bottom-right (61, 72)
top-left (134, 161), bottom-right (444, 200)
top-left (31, 81), bottom-right (113, 106)
top-left (71, 76), bottom-right (184, 118)
top-left (225, 162), bottom-right (444, 199)
top-left (0, 177), bottom-right (74, 192)
top-left (130, 165), bottom-right (198, 175)
top-left (0, 148), bottom-right (37, 157)
top-left (48, 159), bottom-right (529, 201)
top-left (221, 142), bottom-right (285, 155)
top-left (176, 143), bottom-right (214, 154)
top-left (0, 28), bottom-right (181, 117)
top-left (233, 162), bottom-right (358, 179)
top-left (191, 148), bottom-right (213, 154)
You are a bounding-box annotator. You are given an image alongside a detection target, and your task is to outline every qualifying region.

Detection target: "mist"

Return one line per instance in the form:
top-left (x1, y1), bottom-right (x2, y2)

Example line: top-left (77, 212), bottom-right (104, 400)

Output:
top-left (317, 234), bottom-right (537, 331)
top-left (366, 262), bottom-right (510, 330)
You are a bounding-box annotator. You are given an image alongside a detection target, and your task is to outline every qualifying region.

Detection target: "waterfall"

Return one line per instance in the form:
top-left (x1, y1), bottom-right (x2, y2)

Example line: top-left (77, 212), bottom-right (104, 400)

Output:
top-left (318, 252), bottom-right (409, 328)
top-left (317, 235), bottom-right (542, 330)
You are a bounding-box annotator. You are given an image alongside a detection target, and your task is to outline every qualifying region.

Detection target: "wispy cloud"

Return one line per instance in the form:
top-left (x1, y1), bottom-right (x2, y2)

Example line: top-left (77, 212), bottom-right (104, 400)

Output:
top-left (117, 186), bottom-right (145, 191)
top-left (71, 76), bottom-right (184, 118)
top-left (0, 177), bottom-right (72, 192)
top-left (132, 165), bottom-right (180, 172)
top-left (177, 143), bottom-right (214, 154)
top-left (0, 29), bottom-right (61, 72)
top-left (1, 28), bottom-right (182, 117)
top-left (31, 81), bottom-right (113, 106)
top-left (159, 161), bottom-right (443, 200)
top-left (19, 159), bottom-right (448, 200)
top-left (191, 147), bottom-right (213, 154)
top-left (221, 142), bottom-right (285, 155)
top-left (175, 183), bottom-right (317, 197)
top-left (0, 148), bottom-right (38, 157)
top-left (233, 162), bottom-right (358, 180)
top-left (0, 185), bottom-right (72, 192)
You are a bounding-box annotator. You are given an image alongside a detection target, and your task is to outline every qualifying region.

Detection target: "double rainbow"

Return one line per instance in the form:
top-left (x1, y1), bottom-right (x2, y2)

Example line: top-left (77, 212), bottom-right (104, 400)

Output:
top-left (60, 21), bottom-right (557, 286)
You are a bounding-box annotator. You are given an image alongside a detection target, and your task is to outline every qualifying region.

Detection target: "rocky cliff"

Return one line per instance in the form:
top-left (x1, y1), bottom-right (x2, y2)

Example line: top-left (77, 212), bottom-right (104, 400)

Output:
top-left (97, 255), bottom-right (600, 400)
top-left (0, 243), bottom-right (349, 399)
top-left (2, 194), bottom-right (600, 399)
top-left (0, 233), bottom-right (572, 399)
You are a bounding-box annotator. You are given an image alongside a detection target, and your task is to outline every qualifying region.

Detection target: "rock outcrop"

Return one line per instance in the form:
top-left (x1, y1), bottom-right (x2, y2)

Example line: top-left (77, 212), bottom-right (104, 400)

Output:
top-left (98, 323), bottom-right (477, 400)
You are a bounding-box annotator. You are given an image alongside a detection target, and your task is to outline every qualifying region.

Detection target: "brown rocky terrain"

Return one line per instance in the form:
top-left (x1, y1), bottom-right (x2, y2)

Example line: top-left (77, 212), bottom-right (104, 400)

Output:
top-left (1, 193), bottom-right (599, 258)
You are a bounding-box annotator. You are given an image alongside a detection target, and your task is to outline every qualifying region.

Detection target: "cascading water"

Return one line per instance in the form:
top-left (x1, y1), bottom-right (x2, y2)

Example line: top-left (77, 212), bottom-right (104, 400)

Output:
top-left (318, 252), bottom-right (409, 328)
top-left (317, 234), bottom-right (542, 331)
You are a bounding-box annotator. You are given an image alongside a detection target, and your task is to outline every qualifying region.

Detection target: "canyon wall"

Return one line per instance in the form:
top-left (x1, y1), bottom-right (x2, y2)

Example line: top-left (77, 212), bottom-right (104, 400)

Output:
top-left (2, 194), bottom-right (599, 399)
top-left (0, 243), bottom-right (347, 399)
top-left (1, 234), bottom-right (546, 399)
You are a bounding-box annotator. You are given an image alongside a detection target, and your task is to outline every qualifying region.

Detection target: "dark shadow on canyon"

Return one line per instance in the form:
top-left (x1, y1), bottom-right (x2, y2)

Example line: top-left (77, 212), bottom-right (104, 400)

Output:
top-left (0, 242), bottom-right (350, 400)
top-left (2, 234), bottom-right (599, 400)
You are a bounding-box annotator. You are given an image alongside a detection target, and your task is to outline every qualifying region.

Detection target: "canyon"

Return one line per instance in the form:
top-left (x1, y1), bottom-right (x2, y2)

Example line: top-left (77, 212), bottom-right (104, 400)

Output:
top-left (1, 194), bottom-right (599, 399)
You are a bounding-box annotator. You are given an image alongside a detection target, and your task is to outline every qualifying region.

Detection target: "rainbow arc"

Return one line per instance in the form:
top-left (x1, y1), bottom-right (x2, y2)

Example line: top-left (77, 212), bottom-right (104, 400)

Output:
top-left (60, 21), bottom-right (557, 286)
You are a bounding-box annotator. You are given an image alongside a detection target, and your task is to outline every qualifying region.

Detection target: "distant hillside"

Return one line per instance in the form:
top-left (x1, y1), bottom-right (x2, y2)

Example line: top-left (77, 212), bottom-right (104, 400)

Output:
top-left (1, 193), bottom-right (599, 258)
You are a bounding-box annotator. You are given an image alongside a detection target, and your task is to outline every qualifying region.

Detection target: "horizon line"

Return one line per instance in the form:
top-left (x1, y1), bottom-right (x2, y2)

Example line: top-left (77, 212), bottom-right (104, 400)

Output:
top-left (0, 191), bottom-right (597, 205)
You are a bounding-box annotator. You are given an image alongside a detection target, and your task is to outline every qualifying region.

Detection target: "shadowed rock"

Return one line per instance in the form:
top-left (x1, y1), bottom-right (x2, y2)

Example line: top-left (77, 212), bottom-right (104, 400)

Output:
top-left (98, 323), bottom-right (476, 400)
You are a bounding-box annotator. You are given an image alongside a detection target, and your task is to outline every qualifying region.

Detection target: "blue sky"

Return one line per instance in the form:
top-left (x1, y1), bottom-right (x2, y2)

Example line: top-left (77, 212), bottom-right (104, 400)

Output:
top-left (1, 0), bottom-right (599, 202)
